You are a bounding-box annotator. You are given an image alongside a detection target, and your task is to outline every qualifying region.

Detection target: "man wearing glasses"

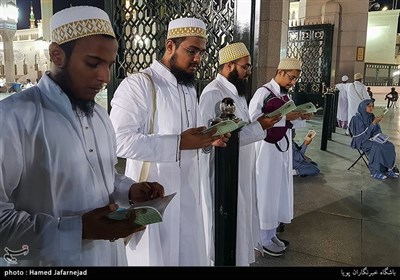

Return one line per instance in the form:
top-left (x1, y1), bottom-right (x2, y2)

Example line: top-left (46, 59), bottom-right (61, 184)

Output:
top-left (199, 42), bottom-right (280, 266)
top-left (249, 58), bottom-right (310, 257)
top-left (110, 17), bottom-right (228, 266)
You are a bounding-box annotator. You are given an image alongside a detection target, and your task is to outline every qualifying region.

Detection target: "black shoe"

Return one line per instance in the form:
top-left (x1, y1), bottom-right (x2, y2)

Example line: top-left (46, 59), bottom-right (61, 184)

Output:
top-left (276, 222), bottom-right (285, 233)
top-left (393, 166), bottom-right (399, 175)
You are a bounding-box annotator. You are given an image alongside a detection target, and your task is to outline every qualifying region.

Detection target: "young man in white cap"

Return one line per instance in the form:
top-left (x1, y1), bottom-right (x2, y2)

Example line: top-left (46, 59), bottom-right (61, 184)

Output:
top-left (110, 17), bottom-right (228, 266)
top-left (249, 57), bottom-right (311, 257)
top-left (199, 42), bottom-right (280, 265)
top-left (0, 6), bottom-right (164, 266)
top-left (335, 75), bottom-right (349, 129)
top-left (346, 72), bottom-right (369, 135)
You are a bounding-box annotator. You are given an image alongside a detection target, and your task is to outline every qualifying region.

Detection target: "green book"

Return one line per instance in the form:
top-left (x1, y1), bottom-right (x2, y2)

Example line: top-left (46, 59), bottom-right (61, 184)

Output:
top-left (107, 192), bottom-right (177, 226)
top-left (201, 120), bottom-right (247, 136)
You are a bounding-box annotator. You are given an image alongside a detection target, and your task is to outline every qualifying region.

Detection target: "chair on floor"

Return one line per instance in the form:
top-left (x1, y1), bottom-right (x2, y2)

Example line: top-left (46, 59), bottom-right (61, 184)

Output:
top-left (388, 97), bottom-right (398, 108)
top-left (347, 129), bottom-right (369, 171)
top-left (347, 148), bottom-right (369, 171)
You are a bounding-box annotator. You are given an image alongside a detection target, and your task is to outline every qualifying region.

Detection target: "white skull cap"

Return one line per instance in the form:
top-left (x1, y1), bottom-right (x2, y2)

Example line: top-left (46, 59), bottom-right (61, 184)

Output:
top-left (50, 6), bottom-right (115, 45)
top-left (167, 17), bottom-right (207, 39)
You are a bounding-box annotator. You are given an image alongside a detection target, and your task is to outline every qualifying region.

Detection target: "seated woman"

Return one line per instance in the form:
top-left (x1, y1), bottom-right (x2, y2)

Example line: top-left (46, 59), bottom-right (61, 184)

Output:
top-left (349, 99), bottom-right (398, 180)
top-left (292, 131), bottom-right (320, 177)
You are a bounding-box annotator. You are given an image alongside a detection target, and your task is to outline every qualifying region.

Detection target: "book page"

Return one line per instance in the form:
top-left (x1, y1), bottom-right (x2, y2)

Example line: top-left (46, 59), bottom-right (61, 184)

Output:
top-left (370, 133), bottom-right (389, 144)
top-left (264, 100), bottom-right (296, 118)
top-left (293, 102), bottom-right (317, 113)
top-left (201, 120), bottom-right (240, 136)
top-left (107, 192), bottom-right (177, 226)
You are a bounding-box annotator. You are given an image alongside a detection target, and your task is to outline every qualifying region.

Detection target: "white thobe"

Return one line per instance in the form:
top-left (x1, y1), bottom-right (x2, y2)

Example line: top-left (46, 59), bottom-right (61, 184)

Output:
top-left (110, 61), bottom-right (207, 266)
top-left (0, 73), bottom-right (133, 266)
top-left (248, 79), bottom-right (305, 231)
top-left (347, 81), bottom-right (370, 123)
top-left (199, 74), bottom-right (264, 266)
top-left (335, 82), bottom-right (348, 122)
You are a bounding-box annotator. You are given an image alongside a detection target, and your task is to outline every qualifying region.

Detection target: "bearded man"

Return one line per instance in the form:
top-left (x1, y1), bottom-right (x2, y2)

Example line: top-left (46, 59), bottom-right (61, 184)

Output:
top-left (110, 17), bottom-right (229, 266)
top-left (199, 42), bottom-right (280, 265)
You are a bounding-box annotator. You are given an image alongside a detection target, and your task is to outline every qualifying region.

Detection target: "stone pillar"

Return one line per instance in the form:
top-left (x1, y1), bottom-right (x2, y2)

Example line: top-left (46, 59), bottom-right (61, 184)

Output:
top-left (0, 29), bottom-right (16, 83)
top-left (40, 0), bottom-right (53, 42)
top-left (253, 0), bottom-right (290, 89)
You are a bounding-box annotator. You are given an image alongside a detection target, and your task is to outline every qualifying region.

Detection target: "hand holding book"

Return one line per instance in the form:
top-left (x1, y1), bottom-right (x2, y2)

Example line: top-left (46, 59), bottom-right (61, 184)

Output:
top-left (107, 192), bottom-right (177, 226)
top-left (201, 120), bottom-right (247, 136)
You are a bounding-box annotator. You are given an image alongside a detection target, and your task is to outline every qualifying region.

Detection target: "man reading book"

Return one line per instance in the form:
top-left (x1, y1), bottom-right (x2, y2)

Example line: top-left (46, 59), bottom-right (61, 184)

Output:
top-left (249, 57), bottom-right (313, 257)
top-left (199, 42), bottom-right (280, 266)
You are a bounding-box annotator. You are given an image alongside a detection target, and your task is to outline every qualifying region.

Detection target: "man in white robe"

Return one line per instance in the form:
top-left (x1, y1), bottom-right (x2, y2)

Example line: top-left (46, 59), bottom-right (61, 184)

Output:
top-left (199, 42), bottom-right (280, 266)
top-left (249, 58), bottom-right (309, 257)
top-left (346, 72), bottom-right (370, 135)
top-left (335, 75), bottom-right (349, 129)
top-left (110, 18), bottom-right (227, 266)
top-left (0, 6), bottom-right (163, 266)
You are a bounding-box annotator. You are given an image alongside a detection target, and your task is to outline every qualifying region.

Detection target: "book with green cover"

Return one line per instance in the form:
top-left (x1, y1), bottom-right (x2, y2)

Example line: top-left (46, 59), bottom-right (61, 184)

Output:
top-left (264, 100), bottom-right (296, 117)
top-left (293, 102), bottom-right (318, 114)
top-left (201, 120), bottom-right (247, 136)
top-left (107, 192), bottom-right (177, 226)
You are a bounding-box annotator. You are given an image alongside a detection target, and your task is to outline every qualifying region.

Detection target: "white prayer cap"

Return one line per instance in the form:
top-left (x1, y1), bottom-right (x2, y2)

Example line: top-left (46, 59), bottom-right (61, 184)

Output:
top-left (50, 6), bottom-right (115, 45)
top-left (278, 58), bottom-right (301, 70)
top-left (354, 73), bottom-right (363, 80)
top-left (219, 42), bottom-right (250, 65)
top-left (167, 17), bottom-right (207, 39)
top-left (341, 75), bottom-right (349, 82)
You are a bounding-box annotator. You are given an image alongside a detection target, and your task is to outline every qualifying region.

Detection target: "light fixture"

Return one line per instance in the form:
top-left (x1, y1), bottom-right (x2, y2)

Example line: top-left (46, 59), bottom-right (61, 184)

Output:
top-left (5, 1), bottom-right (18, 22)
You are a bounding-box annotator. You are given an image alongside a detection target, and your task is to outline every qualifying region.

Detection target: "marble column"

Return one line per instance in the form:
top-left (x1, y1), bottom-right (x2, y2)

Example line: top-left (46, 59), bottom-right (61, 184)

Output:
top-left (40, 0), bottom-right (53, 42)
top-left (0, 29), bottom-right (16, 83)
top-left (253, 0), bottom-right (290, 89)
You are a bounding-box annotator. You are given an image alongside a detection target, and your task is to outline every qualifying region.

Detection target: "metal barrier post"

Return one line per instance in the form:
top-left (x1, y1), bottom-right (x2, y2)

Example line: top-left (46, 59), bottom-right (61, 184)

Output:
top-left (321, 90), bottom-right (334, 151)
top-left (214, 130), bottom-right (239, 266)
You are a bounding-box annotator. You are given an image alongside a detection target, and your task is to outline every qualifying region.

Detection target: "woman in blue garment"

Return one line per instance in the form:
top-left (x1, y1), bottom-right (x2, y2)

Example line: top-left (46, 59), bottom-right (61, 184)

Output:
top-left (349, 99), bottom-right (398, 180)
top-left (292, 130), bottom-right (320, 177)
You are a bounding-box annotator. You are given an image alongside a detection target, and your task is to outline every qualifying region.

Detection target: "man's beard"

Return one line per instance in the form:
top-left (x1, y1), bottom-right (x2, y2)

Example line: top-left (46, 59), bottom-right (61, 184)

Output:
top-left (169, 54), bottom-right (195, 87)
top-left (227, 69), bottom-right (249, 98)
top-left (280, 86), bottom-right (289, 95)
top-left (53, 66), bottom-right (95, 118)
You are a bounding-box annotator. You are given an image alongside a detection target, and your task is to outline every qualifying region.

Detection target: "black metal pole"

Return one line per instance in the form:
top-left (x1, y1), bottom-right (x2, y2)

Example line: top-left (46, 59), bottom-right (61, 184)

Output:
top-left (214, 130), bottom-right (239, 266)
top-left (331, 89), bottom-right (339, 133)
top-left (321, 92), bottom-right (334, 151)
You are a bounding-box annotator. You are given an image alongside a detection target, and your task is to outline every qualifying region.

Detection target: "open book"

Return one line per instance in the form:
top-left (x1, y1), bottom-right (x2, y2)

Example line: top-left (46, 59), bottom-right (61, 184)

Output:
top-left (370, 133), bottom-right (389, 144)
top-left (107, 192), bottom-right (177, 226)
top-left (201, 120), bottom-right (247, 136)
top-left (293, 102), bottom-right (318, 114)
top-left (264, 100), bottom-right (296, 117)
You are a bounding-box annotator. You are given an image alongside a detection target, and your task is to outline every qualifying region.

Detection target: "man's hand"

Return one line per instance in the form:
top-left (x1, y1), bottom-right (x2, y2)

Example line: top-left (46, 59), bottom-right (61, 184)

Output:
top-left (129, 182), bottom-right (165, 204)
top-left (257, 114), bottom-right (282, 130)
top-left (180, 127), bottom-right (223, 150)
top-left (286, 111), bottom-right (302, 121)
top-left (82, 204), bottom-right (146, 240)
top-left (212, 133), bottom-right (231, 147)
top-left (301, 113), bottom-right (314, 120)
